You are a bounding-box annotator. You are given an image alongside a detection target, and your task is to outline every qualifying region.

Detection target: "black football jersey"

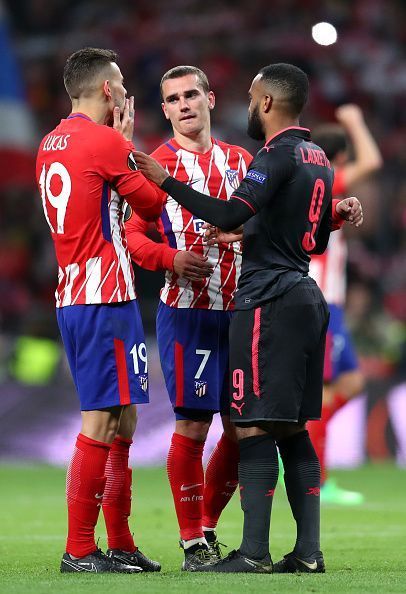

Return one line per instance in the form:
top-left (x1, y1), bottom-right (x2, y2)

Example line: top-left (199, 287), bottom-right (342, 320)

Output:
top-left (232, 127), bottom-right (334, 309)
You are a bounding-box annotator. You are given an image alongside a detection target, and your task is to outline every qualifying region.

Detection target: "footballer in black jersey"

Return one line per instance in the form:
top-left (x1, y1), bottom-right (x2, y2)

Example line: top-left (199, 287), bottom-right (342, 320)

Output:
top-left (134, 63), bottom-right (363, 573)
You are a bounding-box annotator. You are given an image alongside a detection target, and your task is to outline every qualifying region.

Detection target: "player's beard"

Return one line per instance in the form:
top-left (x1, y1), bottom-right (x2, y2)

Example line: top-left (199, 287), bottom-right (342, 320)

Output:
top-left (247, 104), bottom-right (265, 141)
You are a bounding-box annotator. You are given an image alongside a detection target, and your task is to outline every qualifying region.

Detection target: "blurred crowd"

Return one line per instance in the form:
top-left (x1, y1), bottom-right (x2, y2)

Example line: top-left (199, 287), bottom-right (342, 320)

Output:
top-left (1, 0), bottom-right (405, 381)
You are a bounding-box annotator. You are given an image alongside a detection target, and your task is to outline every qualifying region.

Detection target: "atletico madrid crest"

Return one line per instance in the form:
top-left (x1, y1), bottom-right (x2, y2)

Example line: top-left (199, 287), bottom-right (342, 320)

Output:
top-left (139, 374), bottom-right (148, 392)
top-left (194, 380), bottom-right (208, 397)
top-left (225, 169), bottom-right (240, 190)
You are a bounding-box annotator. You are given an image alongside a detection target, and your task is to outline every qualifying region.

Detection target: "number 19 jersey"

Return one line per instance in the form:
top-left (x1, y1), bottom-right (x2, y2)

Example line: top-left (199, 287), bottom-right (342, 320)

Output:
top-left (36, 113), bottom-right (161, 307)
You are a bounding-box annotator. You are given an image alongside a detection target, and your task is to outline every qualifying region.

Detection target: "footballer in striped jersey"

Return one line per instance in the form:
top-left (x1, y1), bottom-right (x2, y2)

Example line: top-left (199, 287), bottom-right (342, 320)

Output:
top-left (125, 66), bottom-right (252, 570)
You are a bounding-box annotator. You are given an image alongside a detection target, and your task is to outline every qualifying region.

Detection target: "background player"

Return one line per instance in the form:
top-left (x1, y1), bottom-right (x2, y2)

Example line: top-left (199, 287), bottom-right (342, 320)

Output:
top-left (308, 104), bottom-right (383, 504)
top-left (36, 47), bottom-right (161, 573)
top-left (125, 66), bottom-right (252, 570)
top-left (132, 63), bottom-right (363, 573)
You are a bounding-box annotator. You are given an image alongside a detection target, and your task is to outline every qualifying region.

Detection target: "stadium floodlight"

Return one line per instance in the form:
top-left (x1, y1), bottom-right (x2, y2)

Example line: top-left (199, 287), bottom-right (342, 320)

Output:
top-left (312, 22), bottom-right (338, 46)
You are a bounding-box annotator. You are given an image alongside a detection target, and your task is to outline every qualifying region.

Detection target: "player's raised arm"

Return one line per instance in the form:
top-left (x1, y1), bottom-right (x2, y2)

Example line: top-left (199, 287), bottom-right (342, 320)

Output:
top-left (335, 104), bottom-right (383, 187)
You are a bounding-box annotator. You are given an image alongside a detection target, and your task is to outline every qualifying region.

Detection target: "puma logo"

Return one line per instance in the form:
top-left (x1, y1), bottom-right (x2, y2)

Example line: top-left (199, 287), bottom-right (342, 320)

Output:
top-left (231, 401), bottom-right (245, 416)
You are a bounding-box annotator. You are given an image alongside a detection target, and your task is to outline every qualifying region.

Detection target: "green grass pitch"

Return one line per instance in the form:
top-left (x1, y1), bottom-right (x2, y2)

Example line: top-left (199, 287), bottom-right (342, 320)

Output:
top-left (0, 463), bottom-right (405, 593)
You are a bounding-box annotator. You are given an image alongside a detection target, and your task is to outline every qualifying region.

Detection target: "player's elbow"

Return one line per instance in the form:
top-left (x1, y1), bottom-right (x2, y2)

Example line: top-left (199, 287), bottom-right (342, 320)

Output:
top-left (134, 202), bottom-right (162, 222)
top-left (371, 153), bottom-right (383, 172)
top-left (359, 155), bottom-right (383, 177)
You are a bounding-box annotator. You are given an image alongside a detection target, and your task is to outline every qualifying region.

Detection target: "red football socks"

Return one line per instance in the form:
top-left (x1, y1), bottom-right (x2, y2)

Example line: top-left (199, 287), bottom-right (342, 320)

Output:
top-left (202, 433), bottom-right (239, 529)
top-left (102, 436), bottom-right (135, 552)
top-left (308, 392), bottom-right (348, 484)
top-left (66, 433), bottom-right (110, 558)
top-left (167, 432), bottom-right (205, 541)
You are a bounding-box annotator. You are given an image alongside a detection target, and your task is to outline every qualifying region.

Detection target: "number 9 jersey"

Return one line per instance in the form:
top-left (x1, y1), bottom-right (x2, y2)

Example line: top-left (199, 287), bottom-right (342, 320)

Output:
top-left (230, 127), bottom-right (335, 310)
top-left (36, 113), bottom-right (162, 307)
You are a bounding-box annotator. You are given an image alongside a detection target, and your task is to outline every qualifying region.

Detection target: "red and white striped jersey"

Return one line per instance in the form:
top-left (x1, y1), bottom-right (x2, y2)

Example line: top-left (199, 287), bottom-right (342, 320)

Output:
top-left (309, 168), bottom-right (348, 305)
top-left (126, 138), bottom-right (252, 310)
top-left (36, 113), bottom-right (161, 307)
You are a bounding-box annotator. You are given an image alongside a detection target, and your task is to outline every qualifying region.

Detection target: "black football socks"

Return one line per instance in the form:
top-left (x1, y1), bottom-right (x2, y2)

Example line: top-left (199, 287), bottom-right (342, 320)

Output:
top-left (277, 430), bottom-right (321, 558)
top-left (238, 434), bottom-right (279, 560)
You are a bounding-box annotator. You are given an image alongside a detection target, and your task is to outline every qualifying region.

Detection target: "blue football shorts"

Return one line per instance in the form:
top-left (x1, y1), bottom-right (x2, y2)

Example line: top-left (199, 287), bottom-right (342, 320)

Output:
top-left (323, 303), bottom-right (359, 383)
top-left (56, 300), bottom-right (149, 411)
top-left (156, 301), bottom-right (232, 419)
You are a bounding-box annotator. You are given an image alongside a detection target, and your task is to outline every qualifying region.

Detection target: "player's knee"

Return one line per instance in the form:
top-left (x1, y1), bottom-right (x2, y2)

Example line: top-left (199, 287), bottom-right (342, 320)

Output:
top-left (176, 418), bottom-right (212, 441)
top-left (269, 421), bottom-right (305, 442)
top-left (117, 404), bottom-right (138, 440)
top-left (81, 407), bottom-right (122, 444)
top-left (221, 415), bottom-right (238, 442)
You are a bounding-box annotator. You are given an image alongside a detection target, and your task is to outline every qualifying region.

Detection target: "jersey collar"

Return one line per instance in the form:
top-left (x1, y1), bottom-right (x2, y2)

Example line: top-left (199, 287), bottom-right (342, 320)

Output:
top-left (67, 112), bottom-right (92, 121)
top-left (264, 126), bottom-right (310, 147)
top-left (167, 137), bottom-right (217, 156)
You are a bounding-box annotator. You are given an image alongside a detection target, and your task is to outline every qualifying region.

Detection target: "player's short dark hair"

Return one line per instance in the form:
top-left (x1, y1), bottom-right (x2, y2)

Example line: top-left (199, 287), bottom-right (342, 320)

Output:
top-left (258, 63), bottom-right (309, 116)
top-left (160, 66), bottom-right (210, 98)
top-left (312, 125), bottom-right (348, 161)
top-left (63, 47), bottom-right (118, 99)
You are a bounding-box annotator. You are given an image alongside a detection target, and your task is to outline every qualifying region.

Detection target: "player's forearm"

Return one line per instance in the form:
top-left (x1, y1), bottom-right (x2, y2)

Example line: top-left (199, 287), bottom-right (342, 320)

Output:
top-left (161, 177), bottom-right (254, 231)
top-left (346, 120), bottom-right (383, 178)
top-left (127, 231), bottom-right (178, 271)
top-left (331, 199), bottom-right (345, 231)
top-left (121, 176), bottom-right (163, 221)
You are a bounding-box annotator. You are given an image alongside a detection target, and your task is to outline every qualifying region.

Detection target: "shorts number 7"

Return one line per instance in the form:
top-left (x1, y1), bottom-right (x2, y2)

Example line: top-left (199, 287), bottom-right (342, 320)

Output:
top-left (195, 349), bottom-right (211, 379)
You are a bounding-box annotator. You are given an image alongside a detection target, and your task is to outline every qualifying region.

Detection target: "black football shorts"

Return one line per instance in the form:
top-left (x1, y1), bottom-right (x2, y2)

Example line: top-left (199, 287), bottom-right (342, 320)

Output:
top-left (229, 277), bottom-right (329, 424)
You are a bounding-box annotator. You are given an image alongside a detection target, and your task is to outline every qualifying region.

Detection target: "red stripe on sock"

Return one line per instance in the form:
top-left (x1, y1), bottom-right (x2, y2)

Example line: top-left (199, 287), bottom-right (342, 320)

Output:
top-left (252, 307), bottom-right (261, 398)
top-left (175, 342), bottom-right (184, 408)
top-left (114, 338), bottom-right (131, 405)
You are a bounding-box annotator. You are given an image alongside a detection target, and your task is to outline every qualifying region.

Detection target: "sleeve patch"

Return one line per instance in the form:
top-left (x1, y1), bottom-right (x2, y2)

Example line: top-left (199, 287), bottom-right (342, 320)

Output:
top-left (246, 170), bottom-right (267, 184)
top-left (124, 202), bottom-right (133, 222)
top-left (128, 153), bottom-right (138, 171)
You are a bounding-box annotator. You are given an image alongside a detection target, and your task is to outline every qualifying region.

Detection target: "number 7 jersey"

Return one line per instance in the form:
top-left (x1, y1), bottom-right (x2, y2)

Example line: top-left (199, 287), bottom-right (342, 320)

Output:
top-left (36, 113), bottom-right (161, 307)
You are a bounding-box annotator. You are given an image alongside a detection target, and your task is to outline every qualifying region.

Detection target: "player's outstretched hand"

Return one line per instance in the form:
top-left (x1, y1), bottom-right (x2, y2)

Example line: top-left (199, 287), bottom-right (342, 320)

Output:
top-left (173, 251), bottom-right (214, 281)
top-left (336, 196), bottom-right (363, 227)
top-left (202, 223), bottom-right (243, 246)
top-left (132, 151), bottom-right (169, 186)
top-left (113, 96), bottom-right (135, 141)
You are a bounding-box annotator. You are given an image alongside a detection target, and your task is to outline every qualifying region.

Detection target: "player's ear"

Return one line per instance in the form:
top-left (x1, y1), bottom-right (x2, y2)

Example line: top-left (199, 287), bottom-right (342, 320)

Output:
top-left (208, 91), bottom-right (215, 110)
top-left (103, 80), bottom-right (112, 100)
top-left (263, 95), bottom-right (273, 113)
top-left (162, 102), bottom-right (170, 120)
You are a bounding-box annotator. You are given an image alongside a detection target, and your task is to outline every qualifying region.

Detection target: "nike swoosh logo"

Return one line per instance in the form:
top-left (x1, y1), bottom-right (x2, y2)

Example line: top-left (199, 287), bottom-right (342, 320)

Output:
top-left (297, 558), bottom-right (318, 570)
top-left (95, 493), bottom-right (103, 499)
top-left (62, 559), bottom-right (96, 572)
top-left (187, 178), bottom-right (202, 186)
top-left (243, 558), bottom-right (273, 572)
top-left (180, 483), bottom-right (203, 491)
